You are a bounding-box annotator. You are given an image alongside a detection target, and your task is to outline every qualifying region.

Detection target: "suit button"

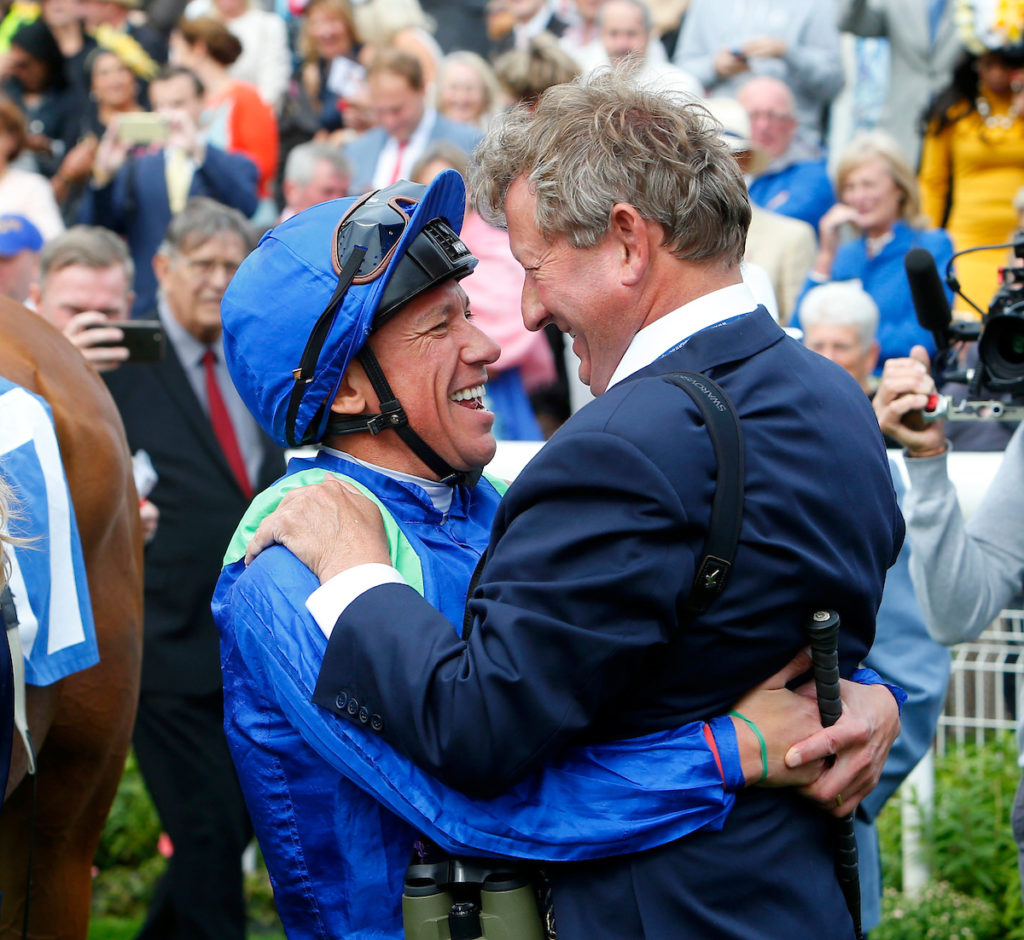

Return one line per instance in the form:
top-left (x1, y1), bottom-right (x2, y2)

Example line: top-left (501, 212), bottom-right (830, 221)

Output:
top-left (347, 699), bottom-right (359, 716)
top-left (370, 714), bottom-right (384, 732)
top-left (358, 706), bottom-right (369, 723)
top-left (334, 692), bottom-right (347, 710)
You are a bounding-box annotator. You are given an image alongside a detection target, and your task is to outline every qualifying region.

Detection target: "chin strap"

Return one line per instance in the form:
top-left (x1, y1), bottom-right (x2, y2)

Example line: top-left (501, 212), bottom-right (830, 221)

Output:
top-left (325, 347), bottom-right (482, 489)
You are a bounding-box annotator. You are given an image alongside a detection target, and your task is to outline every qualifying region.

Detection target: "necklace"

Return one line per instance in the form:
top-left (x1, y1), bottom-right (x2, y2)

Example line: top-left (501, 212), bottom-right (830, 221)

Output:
top-left (975, 94), bottom-right (1020, 128)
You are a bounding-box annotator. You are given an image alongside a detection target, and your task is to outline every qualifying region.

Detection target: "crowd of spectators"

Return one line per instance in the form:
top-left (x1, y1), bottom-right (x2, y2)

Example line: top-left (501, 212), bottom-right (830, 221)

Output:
top-left (0, 0), bottom-right (1019, 433)
top-left (4, 0), bottom-right (1024, 935)
top-left (0, 0), bottom-right (1015, 425)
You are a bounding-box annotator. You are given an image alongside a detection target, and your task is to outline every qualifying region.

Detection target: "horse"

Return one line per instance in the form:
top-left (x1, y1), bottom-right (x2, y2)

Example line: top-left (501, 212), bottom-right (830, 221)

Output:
top-left (0, 296), bottom-right (143, 938)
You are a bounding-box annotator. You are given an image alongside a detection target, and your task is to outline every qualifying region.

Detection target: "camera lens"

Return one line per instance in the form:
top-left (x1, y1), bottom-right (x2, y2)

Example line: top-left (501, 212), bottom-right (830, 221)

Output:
top-left (979, 303), bottom-right (1024, 392)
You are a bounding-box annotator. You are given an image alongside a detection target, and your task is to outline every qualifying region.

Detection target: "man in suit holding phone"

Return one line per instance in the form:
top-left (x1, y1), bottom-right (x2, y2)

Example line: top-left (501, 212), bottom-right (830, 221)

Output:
top-left (79, 65), bottom-right (259, 318)
top-left (29, 224), bottom-right (161, 543)
top-left (31, 224), bottom-right (137, 372)
top-left (101, 198), bottom-right (285, 940)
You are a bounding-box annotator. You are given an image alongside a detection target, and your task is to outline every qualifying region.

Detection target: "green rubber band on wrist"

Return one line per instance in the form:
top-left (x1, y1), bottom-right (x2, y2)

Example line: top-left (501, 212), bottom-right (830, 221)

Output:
top-left (729, 709), bottom-right (768, 784)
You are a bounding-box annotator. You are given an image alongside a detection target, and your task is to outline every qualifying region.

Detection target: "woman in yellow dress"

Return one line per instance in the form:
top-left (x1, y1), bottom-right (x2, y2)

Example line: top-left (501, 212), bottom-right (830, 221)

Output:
top-left (919, 39), bottom-right (1024, 317)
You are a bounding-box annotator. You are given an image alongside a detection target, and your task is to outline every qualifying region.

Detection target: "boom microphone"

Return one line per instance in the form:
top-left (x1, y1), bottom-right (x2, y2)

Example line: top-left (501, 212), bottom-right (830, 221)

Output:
top-left (904, 248), bottom-right (951, 353)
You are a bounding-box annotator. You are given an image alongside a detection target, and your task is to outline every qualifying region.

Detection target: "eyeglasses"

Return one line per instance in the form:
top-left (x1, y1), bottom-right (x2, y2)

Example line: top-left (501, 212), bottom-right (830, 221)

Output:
top-left (186, 258), bottom-right (241, 280)
top-left (286, 183), bottom-right (421, 447)
top-left (746, 110), bottom-right (794, 124)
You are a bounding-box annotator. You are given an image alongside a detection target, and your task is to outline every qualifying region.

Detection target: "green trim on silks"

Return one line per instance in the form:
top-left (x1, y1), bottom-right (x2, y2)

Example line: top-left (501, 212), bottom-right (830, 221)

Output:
top-left (481, 471), bottom-right (510, 497)
top-left (224, 466), bottom-right (509, 592)
top-left (222, 469), bottom-right (425, 596)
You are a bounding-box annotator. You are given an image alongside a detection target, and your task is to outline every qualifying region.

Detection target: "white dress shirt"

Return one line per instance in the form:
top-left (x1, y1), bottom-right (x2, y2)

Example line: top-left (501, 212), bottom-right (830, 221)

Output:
top-left (372, 109), bottom-right (438, 191)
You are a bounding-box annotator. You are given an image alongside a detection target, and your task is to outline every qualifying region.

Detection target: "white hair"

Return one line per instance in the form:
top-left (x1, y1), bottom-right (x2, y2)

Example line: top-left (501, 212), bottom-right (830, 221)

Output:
top-left (799, 280), bottom-right (879, 351)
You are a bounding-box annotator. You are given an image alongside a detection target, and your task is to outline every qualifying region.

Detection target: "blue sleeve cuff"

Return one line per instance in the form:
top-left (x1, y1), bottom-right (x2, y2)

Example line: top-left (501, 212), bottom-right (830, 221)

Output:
top-left (707, 714), bottom-right (746, 792)
top-left (851, 666), bottom-right (908, 714)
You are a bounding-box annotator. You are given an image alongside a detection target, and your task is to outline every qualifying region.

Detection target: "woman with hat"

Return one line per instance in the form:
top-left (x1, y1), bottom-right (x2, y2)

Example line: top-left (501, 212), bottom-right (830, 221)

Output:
top-left (919, 1), bottom-right (1024, 315)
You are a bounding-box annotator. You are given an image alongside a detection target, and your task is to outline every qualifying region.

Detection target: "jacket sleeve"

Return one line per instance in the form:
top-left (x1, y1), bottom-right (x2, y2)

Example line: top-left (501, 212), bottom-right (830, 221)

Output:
top-left (781, 8), bottom-right (844, 103)
top-left (313, 427), bottom-right (701, 796)
top-left (905, 429), bottom-right (1024, 644)
top-left (77, 164), bottom-right (132, 232)
top-left (858, 467), bottom-right (949, 822)
top-left (195, 146), bottom-right (259, 219)
top-left (223, 551), bottom-right (736, 860)
top-left (671, 0), bottom-right (718, 89)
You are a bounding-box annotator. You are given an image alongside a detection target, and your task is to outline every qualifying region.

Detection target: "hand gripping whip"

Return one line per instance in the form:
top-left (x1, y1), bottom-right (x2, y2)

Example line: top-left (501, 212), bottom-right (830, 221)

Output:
top-left (805, 609), bottom-right (862, 940)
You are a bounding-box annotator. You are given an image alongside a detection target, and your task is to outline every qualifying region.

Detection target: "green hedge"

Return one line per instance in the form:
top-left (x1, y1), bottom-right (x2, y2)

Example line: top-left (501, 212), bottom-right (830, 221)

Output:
top-left (95, 736), bottom-right (1024, 937)
top-left (91, 751), bottom-right (282, 935)
top-left (875, 732), bottom-right (1024, 940)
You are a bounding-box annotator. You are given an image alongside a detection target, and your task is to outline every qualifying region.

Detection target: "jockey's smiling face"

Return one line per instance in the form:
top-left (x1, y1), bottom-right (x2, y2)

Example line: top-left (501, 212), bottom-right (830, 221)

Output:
top-left (329, 278), bottom-right (500, 480)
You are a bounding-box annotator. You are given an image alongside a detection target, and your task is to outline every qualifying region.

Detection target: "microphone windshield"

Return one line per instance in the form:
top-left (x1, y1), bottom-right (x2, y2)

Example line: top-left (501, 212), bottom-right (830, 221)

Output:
top-left (904, 247), bottom-right (951, 347)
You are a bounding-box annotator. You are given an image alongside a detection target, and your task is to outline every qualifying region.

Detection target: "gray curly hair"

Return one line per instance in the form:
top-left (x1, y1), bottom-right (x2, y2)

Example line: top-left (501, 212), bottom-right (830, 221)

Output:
top-left (469, 69), bottom-right (750, 265)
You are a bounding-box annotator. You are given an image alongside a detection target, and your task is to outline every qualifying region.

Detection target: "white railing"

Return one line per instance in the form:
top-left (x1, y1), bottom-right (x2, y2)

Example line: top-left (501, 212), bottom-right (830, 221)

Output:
top-left (936, 608), bottom-right (1024, 755)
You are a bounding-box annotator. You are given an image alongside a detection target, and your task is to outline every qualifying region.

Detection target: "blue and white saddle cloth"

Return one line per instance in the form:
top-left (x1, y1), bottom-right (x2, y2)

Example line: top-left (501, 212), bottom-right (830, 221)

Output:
top-left (0, 378), bottom-right (98, 685)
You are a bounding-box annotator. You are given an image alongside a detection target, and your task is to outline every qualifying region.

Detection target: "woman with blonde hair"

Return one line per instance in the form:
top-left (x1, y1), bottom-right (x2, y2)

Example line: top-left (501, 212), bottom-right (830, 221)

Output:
top-left (794, 130), bottom-right (954, 369)
top-left (493, 32), bottom-right (580, 109)
top-left (294, 0), bottom-right (365, 137)
top-left (434, 50), bottom-right (502, 129)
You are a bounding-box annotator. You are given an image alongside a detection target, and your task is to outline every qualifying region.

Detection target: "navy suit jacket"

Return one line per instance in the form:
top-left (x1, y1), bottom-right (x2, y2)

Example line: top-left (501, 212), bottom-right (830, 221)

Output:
top-left (104, 330), bottom-right (283, 695)
top-left (343, 116), bottom-right (483, 196)
top-left (314, 309), bottom-right (904, 938)
top-left (79, 146), bottom-right (259, 318)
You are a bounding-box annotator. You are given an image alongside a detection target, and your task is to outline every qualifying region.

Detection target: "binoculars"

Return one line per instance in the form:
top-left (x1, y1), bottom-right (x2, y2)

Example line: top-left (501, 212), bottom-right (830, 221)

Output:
top-left (402, 859), bottom-right (546, 940)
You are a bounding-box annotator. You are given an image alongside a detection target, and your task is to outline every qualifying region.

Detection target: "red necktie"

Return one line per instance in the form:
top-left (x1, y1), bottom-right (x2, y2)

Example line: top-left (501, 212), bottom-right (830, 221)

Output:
top-left (389, 139), bottom-right (408, 185)
top-left (202, 349), bottom-right (252, 499)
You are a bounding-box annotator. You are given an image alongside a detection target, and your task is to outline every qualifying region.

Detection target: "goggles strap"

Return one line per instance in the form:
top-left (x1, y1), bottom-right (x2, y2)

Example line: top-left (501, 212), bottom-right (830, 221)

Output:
top-left (285, 245), bottom-right (368, 448)
top-left (325, 347), bottom-right (478, 488)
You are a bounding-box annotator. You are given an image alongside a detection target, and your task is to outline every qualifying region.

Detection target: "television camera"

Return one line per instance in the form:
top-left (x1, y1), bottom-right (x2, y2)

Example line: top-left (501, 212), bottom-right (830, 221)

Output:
top-left (905, 231), bottom-right (1024, 422)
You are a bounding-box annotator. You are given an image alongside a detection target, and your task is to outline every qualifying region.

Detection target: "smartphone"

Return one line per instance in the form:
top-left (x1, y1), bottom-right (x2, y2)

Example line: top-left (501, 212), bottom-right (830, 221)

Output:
top-left (116, 112), bottom-right (169, 145)
top-left (92, 320), bottom-right (166, 363)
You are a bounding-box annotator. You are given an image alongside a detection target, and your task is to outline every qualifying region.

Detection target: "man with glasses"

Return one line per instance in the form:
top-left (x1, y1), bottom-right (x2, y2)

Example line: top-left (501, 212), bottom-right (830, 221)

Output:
top-left (103, 198), bottom-right (284, 940)
top-left (245, 73), bottom-right (904, 938)
top-left (738, 75), bottom-right (836, 232)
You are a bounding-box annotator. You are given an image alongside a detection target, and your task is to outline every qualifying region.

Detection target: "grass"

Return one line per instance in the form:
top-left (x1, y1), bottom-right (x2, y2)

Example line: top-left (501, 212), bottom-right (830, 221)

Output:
top-left (87, 917), bottom-right (286, 940)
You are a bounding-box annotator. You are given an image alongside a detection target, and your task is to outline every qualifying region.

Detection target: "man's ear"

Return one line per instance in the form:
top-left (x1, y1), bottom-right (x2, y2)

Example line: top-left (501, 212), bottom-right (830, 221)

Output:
top-left (330, 358), bottom-right (374, 415)
top-left (865, 340), bottom-right (880, 376)
top-left (152, 251), bottom-right (169, 288)
top-left (27, 280), bottom-right (41, 310)
top-left (609, 202), bottom-right (653, 286)
top-left (282, 179), bottom-right (296, 208)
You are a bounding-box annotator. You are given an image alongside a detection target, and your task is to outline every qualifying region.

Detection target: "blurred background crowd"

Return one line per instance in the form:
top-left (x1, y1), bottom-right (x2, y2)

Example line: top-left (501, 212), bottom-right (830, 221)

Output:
top-left (0, 0), bottom-right (1020, 442)
top-left (4, 2), bottom-right (1024, 937)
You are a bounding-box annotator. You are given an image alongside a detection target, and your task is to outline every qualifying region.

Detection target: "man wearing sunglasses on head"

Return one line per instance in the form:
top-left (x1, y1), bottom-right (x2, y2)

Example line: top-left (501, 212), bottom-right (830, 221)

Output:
top-left (224, 75), bottom-right (904, 939)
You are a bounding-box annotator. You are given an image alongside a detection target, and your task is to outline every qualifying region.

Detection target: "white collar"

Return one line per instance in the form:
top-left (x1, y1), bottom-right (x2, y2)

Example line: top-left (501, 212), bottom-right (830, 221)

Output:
top-left (319, 446), bottom-right (453, 514)
top-left (606, 282), bottom-right (758, 390)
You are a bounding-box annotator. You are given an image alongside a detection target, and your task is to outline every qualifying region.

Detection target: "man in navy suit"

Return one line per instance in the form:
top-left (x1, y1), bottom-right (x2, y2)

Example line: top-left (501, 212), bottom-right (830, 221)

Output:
top-left (79, 65), bottom-right (258, 318)
top-left (343, 48), bottom-right (481, 197)
top-left (249, 73), bottom-right (904, 938)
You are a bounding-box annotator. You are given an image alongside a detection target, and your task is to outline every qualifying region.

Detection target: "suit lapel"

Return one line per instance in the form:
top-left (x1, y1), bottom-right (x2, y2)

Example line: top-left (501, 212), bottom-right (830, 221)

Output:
top-left (152, 333), bottom-right (245, 495)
